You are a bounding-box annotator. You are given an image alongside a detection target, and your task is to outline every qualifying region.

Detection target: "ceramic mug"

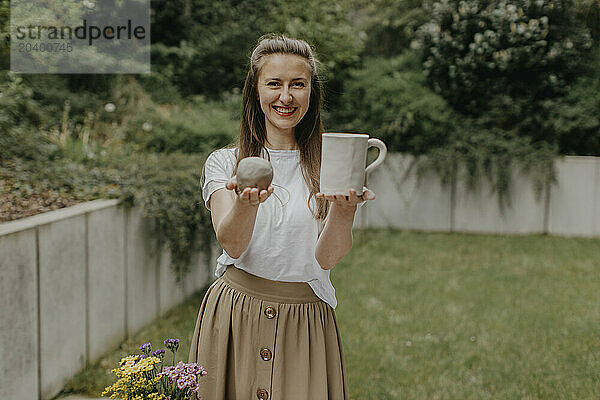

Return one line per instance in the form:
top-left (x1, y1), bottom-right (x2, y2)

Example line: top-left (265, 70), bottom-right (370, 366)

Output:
top-left (319, 133), bottom-right (387, 196)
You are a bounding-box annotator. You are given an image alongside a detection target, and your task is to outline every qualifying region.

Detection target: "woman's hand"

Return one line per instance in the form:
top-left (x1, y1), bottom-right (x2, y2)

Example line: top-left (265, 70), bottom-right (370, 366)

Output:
top-left (226, 176), bottom-right (274, 207)
top-left (315, 187), bottom-right (376, 209)
top-left (314, 187), bottom-right (375, 270)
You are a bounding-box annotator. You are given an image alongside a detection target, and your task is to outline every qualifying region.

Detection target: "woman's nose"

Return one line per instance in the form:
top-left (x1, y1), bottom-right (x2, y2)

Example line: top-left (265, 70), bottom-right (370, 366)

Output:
top-left (279, 86), bottom-right (292, 103)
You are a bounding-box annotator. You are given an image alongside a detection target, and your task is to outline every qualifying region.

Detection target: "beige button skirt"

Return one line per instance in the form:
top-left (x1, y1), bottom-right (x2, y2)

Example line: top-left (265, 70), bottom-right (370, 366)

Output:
top-left (188, 265), bottom-right (349, 400)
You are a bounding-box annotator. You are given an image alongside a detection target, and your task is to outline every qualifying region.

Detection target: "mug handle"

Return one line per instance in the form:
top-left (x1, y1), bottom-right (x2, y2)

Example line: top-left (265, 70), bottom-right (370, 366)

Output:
top-left (365, 138), bottom-right (387, 175)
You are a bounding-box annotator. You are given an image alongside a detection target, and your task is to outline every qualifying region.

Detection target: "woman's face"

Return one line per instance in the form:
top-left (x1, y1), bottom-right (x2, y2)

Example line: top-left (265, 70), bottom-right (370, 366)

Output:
top-left (256, 53), bottom-right (311, 137)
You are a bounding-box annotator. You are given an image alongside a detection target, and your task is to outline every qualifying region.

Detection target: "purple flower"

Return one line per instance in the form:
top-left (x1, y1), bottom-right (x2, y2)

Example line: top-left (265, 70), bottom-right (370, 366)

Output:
top-left (152, 349), bottom-right (166, 359)
top-left (137, 354), bottom-right (146, 361)
top-left (139, 342), bottom-right (152, 356)
top-left (164, 338), bottom-right (180, 352)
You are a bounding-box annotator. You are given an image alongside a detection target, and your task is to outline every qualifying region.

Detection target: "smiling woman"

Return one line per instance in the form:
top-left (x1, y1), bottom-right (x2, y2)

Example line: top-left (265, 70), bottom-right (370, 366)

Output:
top-left (188, 34), bottom-right (374, 400)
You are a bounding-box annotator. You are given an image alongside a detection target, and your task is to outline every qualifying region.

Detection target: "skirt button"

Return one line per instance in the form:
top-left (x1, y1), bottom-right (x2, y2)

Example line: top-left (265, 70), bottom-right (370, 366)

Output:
top-left (260, 347), bottom-right (272, 361)
top-left (257, 388), bottom-right (269, 399)
top-left (264, 306), bottom-right (276, 319)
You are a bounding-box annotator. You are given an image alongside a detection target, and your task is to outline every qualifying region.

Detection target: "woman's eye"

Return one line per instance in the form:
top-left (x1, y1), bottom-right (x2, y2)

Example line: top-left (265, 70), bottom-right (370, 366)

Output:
top-left (293, 82), bottom-right (305, 87)
top-left (267, 81), bottom-right (280, 87)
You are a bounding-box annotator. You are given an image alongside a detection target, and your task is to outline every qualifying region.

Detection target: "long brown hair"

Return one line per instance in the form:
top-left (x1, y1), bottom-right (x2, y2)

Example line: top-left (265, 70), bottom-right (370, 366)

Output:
top-left (232, 33), bottom-right (328, 220)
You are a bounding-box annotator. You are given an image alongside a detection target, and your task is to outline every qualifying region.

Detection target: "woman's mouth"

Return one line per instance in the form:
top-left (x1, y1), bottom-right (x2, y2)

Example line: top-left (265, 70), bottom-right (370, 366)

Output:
top-left (273, 106), bottom-right (297, 116)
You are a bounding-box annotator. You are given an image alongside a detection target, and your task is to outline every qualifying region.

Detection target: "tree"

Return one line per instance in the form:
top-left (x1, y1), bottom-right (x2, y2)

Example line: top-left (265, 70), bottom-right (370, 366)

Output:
top-left (415, 0), bottom-right (593, 115)
top-left (150, 0), bottom-right (365, 105)
top-left (357, 0), bottom-right (428, 57)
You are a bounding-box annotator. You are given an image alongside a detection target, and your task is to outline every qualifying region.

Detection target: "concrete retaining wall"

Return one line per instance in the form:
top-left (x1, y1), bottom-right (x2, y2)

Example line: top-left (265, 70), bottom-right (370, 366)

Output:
top-left (354, 154), bottom-right (600, 237)
top-left (0, 200), bottom-right (215, 400)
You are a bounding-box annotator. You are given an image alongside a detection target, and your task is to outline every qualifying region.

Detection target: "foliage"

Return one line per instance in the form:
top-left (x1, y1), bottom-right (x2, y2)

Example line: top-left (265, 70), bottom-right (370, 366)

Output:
top-left (543, 49), bottom-right (600, 155)
top-left (105, 148), bottom-right (214, 283)
top-left (0, 0), bottom-right (9, 70)
top-left (0, 72), bottom-right (220, 283)
top-left (334, 51), bottom-right (457, 155)
top-left (417, 123), bottom-right (557, 210)
top-left (332, 50), bottom-right (557, 210)
top-left (357, 0), bottom-right (429, 57)
top-left (402, 0), bottom-right (597, 204)
top-left (415, 0), bottom-right (593, 115)
top-left (127, 94), bottom-right (238, 155)
top-left (575, 0), bottom-right (600, 43)
top-left (3, 139), bottom-right (213, 283)
top-left (0, 73), bottom-right (61, 163)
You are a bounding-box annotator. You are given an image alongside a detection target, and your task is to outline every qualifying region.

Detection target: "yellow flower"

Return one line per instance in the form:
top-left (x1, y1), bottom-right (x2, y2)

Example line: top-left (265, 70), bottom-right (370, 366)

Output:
top-left (103, 355), bottom-right (164, 400)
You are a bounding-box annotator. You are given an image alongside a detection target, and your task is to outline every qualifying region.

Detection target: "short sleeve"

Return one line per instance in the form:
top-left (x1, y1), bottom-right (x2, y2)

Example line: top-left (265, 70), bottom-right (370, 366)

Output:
top-left (202, 149), bottom-right (235, 211)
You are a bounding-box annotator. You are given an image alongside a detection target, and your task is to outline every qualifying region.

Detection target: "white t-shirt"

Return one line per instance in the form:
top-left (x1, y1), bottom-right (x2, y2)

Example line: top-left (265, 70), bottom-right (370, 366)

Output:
top-left (201, 146), bottom-right (363, 309)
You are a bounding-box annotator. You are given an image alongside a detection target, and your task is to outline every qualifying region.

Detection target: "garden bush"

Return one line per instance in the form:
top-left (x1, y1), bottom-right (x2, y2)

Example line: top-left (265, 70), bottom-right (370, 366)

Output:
top-left (334, 51), bottom-right (457, 155)
top-left (358, 0), bottom-right (428, 57)
top-left (415, 0), bottom-right (593, 115)
top-left (126, 94), bottom-right (238, 154)
top-left (0, 73), bottom-right (224, 282)
top-left (545, 50), bottom-right (600, 155)
top-left (332, 50), bottom-right (558, 210)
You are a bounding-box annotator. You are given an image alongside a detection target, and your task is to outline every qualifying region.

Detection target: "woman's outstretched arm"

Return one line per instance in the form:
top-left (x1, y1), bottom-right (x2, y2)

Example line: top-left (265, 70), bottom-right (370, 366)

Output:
top-left (210, 177), bottom-right (273, 259)
top-left (314, 188), bottom-right (375, 270)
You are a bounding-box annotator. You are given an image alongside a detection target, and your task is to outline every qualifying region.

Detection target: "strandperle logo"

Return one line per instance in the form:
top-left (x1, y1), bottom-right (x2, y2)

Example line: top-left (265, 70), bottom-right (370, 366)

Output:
top-left (10, 0), bottom-right (150, 74)
top-left (14, 19), bottom-right (147, 46)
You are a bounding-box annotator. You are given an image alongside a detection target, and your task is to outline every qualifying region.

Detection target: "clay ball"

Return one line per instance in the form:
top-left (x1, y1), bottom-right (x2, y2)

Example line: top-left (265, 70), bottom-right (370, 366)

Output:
top-left (236, 157), bottom-right (273, 193)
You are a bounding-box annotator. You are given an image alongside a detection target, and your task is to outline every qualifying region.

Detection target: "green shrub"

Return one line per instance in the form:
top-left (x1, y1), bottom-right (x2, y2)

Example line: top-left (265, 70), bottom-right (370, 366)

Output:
top-left (0, 71), bottom-right (222, 281)
top-left (415, 0), bottom-right (593, 115)
top-left (0, 0), bottom-right (9, 70)
top-left (334, 51), bottom-right (457, 154)
top-left (0, 73), bottom-right (62, 163)
top-left (330, 50), bottom-right (558, 209)
top-left (359, 0), bottom-right (428, 57)
top-left (127, 95), bottom-right (238, 154)
top-left (575, 0), bottom-right (600, 43)
top-left (545, 50), bottom-right (600, 155)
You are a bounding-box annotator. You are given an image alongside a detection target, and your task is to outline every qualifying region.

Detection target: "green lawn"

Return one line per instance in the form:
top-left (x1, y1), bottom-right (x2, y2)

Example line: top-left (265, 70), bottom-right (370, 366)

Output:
top-left (63, 229), bottom-right (600, 399)
top-left (337, 229), bottom-right (600, 399)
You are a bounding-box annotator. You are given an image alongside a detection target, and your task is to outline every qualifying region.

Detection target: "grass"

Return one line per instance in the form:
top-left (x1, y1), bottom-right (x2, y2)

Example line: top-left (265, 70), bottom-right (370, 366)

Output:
top-left (61, 229), bottom-right (600, 399)
top-left (336, 229), bottom-right (600, 400)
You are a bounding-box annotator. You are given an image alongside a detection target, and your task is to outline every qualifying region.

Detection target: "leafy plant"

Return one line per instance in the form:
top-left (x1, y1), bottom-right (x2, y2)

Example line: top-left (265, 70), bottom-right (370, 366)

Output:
top-left (417, 122), bottom-right (558, 211)
top-left (357, 0), bottom-right (428, 57)
top-left (543, 50), bottom-right (600, 155)
top-left (415, 0), bottom-right (593, 115)
top-left (332, 49), bottom-right (558, 211)
top-left (334, 51), bottom-right (457, 154)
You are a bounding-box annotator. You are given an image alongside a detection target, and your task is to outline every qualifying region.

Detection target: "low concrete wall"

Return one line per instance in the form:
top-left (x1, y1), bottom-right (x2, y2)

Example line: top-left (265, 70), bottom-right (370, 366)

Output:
top-left (355, 154), bottom-right (600, 237)
top-left (0, 200), bottom-right (215, 400)
top-left (548, 157), bottom-right (600, 236)
top-left (0, 229), bottom-right (38, 400)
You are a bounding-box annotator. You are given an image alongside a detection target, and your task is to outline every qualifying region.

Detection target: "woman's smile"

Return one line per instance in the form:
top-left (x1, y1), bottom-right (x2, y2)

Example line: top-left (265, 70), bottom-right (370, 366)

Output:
top-left (272, 105), bottom-right (298, 116)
